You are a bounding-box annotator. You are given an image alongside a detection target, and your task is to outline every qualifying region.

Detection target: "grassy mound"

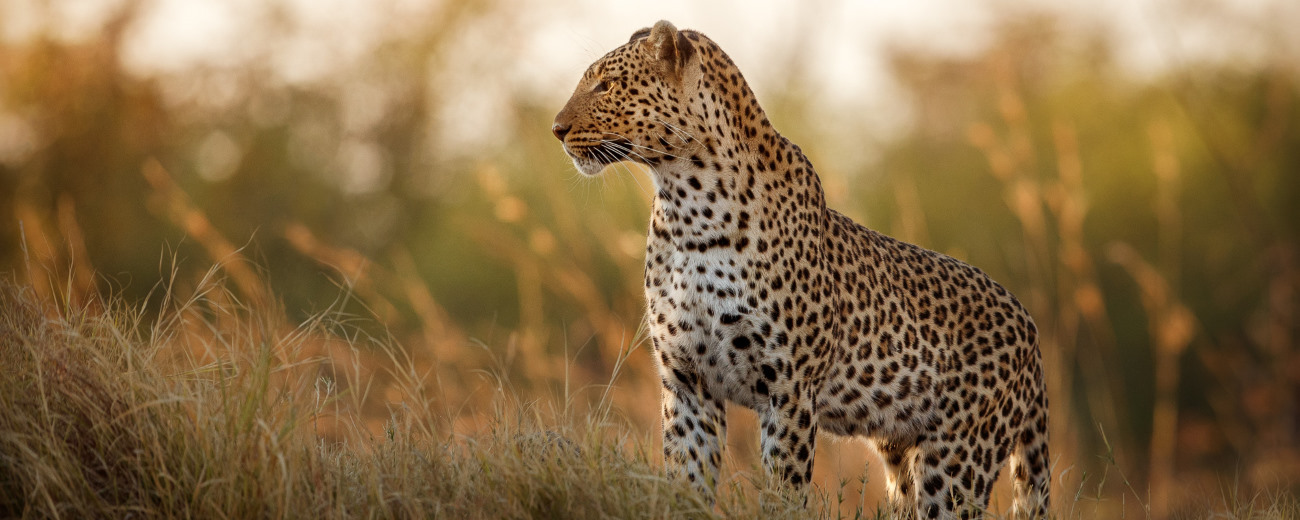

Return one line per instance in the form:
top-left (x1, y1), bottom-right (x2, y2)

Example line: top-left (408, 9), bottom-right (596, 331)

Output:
top-left (0, 281), bottom-right (756, 519)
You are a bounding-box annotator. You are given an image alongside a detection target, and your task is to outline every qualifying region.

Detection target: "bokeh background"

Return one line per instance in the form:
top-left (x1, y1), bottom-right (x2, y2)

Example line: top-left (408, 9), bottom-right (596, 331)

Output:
top-left (2, 0), bottom-right (1298, 516)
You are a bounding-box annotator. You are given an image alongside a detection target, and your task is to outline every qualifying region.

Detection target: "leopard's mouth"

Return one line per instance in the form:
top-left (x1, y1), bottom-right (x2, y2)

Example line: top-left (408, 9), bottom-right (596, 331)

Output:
top-left (567, 138), bottom-right (633, 164)
top-left (563, 136), bottom-right (634, 176)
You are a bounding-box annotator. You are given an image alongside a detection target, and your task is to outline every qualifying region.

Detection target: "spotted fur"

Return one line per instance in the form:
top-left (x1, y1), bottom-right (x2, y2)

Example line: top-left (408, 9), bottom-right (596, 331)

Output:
top-left (553, 21), bottom-right (1049, 519)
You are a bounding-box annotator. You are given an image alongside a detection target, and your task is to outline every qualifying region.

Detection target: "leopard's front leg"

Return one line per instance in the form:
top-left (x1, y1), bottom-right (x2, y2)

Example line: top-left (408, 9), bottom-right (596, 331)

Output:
top-left (659, 364), bottom-right (727, 498)
top-left (755, 352), bottom-right (819, 496)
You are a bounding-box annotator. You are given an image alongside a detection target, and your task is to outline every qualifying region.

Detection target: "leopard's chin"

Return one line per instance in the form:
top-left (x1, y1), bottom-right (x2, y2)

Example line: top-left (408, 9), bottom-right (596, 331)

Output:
top-left (569, 155), bottom-right (607, 177)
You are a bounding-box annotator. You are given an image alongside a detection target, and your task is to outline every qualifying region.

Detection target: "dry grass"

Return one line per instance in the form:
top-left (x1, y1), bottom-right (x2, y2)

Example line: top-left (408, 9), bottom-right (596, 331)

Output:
top-left (0, 278), bottom-right (748, 519)
top-left (4, 276), bottom-right (1297, 519)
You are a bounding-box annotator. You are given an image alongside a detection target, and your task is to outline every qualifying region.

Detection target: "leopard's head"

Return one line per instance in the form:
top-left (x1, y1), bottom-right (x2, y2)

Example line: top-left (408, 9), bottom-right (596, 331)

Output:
top-left (553, 20), bottom-right (701, 176)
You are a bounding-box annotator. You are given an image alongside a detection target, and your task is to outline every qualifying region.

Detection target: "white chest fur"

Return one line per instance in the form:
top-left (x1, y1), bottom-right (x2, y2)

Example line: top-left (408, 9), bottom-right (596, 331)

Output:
top-left (648, 244), bottom-right (768, 408)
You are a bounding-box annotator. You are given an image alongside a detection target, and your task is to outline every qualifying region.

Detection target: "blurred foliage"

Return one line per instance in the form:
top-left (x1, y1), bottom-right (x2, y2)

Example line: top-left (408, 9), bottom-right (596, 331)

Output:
top-left (864, 15), bottom-right (1300, 515)
top-left (1, 1), bottom-right (1297, 516)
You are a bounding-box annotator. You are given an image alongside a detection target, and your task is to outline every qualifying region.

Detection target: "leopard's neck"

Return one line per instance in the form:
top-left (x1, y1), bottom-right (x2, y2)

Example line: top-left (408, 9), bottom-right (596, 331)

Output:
top-left (648, 130), bottom-right (826, 252)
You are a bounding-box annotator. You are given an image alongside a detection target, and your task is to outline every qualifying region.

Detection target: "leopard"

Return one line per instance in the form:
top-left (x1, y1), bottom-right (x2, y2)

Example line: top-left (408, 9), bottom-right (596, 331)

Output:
top-left (552, 21), bottom-right (1049, 519)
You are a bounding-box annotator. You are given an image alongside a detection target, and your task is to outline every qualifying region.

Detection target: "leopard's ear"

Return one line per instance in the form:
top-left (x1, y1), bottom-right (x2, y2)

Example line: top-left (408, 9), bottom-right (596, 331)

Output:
top-left (628, 26), bottom-right (652, 43)
top-left (642, 20), bottom-right (693, 74)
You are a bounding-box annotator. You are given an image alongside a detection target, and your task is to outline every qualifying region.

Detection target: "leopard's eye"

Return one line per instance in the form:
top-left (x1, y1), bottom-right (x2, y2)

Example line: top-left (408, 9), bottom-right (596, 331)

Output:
top-left (593, 80), bottom-right (609, 93)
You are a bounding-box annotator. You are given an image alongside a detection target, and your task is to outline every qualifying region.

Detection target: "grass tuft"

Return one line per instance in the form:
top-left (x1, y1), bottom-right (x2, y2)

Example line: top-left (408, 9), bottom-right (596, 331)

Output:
top-left (0, 279), bottom-right (734, 519)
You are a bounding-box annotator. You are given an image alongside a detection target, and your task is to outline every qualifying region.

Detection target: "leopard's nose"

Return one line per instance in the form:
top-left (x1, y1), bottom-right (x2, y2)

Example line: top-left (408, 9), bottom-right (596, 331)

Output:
top-left (552, 122), bottom-right (571, 141)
